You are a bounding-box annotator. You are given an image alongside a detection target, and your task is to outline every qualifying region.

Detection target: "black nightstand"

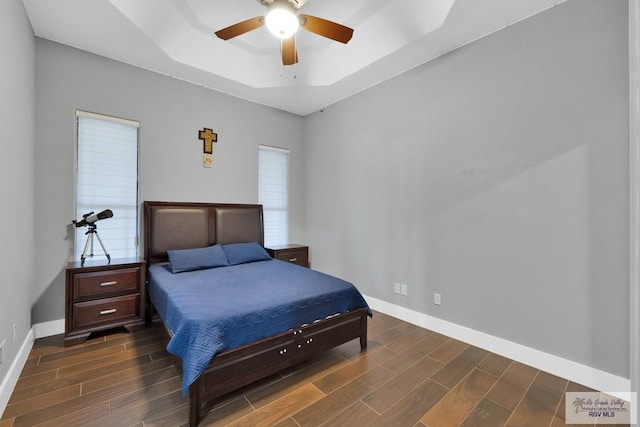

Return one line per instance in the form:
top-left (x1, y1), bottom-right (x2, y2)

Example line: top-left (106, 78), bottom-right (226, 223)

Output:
top-left (266, 244), bottom-right (309, 268)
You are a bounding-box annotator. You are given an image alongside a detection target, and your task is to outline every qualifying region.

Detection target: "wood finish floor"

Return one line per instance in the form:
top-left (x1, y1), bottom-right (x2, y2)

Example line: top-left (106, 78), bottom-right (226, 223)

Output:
top-left (0, 311), bottom-right (629, 427)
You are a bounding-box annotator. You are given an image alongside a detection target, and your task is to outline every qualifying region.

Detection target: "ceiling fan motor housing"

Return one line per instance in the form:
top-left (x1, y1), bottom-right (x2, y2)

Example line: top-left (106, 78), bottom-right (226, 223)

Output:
top-left (258, 0), bottom-right (308, 10)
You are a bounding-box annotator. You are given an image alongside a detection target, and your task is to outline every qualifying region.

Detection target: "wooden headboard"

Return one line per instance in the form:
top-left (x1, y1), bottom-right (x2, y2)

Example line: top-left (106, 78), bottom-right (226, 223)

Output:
top-left (143, 201), bottom-right (264, 265)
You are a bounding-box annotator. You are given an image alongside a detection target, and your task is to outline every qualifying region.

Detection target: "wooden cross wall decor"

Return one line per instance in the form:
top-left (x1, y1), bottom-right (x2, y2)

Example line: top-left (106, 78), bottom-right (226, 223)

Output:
top-left (198, 128), bottom-right (218, 154)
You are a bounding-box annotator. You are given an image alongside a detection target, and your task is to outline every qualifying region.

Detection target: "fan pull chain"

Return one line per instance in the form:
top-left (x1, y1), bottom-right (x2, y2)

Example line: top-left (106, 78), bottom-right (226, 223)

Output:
top-left (279, 58), bottom-right (297, 80)
top-left (279, 65), bottom-right (297, 79)
top-left (280, 41), bottom-right (285, 78)
top-left (293, 34), bottom-right (297, 79)
top-left (294, 33), bottom-right (297, 79)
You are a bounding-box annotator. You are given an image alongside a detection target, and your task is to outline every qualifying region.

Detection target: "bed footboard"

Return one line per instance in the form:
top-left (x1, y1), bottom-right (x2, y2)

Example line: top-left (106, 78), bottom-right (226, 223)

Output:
top-left (188, 308), bottom-right (368, 426)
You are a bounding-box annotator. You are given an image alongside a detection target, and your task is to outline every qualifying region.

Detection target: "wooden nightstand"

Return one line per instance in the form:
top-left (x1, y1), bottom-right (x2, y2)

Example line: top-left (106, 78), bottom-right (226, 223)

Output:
top-left (266, 244), bottom-right (309, 268)
top-left (65, 257), bottom-right (146, 346)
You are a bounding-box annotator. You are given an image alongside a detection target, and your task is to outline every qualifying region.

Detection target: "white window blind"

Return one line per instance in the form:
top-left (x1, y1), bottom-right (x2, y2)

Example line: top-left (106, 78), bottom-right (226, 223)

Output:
top-left (259, 145), bottom-right (289, 247)
top-left (75, 111), bottom-right (139, 261)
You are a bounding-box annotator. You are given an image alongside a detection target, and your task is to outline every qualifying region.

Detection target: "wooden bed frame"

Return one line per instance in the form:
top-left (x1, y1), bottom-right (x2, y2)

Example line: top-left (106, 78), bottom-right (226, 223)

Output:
top-left (143, 201), bottom-right (368, 426)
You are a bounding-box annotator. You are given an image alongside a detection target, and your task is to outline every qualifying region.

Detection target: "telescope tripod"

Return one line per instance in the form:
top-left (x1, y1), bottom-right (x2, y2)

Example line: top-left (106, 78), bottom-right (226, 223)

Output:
top-left (81, 224), bottom-right (111, 265)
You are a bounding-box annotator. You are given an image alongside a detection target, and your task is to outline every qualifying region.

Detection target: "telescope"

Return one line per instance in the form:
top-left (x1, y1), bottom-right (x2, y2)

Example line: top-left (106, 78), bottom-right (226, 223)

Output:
top-left (73, 209), bottom-right (113, 228)
top-left (72, 209), bottom-right (113, 265)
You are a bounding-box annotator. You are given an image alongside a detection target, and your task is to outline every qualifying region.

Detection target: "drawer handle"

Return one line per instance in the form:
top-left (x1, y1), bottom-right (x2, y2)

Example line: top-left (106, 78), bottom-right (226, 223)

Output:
top-left (100, 281), bottom-right (117, 287)
top-left (100, 309), bottom-right (117, 315)
top-left (288, 258), bottom-right (298, 262)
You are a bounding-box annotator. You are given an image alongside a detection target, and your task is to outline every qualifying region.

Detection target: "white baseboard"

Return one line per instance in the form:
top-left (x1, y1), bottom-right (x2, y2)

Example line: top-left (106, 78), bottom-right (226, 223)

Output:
top-left (0, 319), bottom-right (64, 418)
top-left (33, 319), bottom-right (64, 339)
top-left (364, 295), bottom-right (631, 400)
top-left (0, 328), bottom-right (34, 419)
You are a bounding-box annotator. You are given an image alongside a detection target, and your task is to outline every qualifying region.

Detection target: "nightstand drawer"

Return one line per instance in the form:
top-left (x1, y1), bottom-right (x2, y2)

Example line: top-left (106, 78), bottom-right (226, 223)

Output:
top-left (73, 294), bottom-right (140, 330)
top-left (273, 248), bottom-right (308, 265)
top-left (73, 267), bottom-right (141, 301)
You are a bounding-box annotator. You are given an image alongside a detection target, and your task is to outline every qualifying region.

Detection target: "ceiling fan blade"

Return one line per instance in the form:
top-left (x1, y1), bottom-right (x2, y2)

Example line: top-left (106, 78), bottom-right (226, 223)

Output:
top-left (282, 36), bottom-right (298, 65)
top-left (299, 14), bottom-right (353, 44)
top-left (215, 17), bottom-right (264, 40)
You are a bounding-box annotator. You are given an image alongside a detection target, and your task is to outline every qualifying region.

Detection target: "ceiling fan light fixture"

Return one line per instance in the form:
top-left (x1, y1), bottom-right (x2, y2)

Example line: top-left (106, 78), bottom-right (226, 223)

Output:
top-left (265, 4), bottom-right (299, 39)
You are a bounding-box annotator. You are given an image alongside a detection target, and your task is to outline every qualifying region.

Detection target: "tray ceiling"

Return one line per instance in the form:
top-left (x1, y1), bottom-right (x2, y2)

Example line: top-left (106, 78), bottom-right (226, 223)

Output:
top-left (23, 0), bottom-right (564, 116)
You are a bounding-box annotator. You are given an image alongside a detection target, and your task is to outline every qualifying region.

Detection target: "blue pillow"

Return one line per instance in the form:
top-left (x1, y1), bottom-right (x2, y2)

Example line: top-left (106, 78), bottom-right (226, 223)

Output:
top-left (222, 242), bottom-right (272, 265)
top-left (167, 244), bottom-right (229, 273)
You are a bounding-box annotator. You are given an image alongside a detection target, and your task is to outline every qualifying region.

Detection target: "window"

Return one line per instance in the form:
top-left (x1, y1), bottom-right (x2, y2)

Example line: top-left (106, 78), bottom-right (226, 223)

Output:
top-left (75, 111), bottom-right (139, 261)
top-left (258, 145), bottom-right (289, 247)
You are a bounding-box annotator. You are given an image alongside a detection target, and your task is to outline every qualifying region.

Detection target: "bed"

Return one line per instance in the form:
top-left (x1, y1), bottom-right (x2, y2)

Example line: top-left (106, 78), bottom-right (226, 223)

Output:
top-left (143, 201), bottom-right (370, 426)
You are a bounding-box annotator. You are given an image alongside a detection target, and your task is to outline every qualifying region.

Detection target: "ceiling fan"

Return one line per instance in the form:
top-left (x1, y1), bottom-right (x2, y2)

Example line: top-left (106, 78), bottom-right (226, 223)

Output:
top-left (215, 0), bottom-right (354, 66)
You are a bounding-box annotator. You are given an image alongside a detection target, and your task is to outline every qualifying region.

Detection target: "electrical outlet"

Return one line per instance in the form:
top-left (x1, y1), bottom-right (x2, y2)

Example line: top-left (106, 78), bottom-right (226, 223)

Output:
top-left (400, 284), bottom-right (408, 296)
top-left (393, 282), bottom-right (401, 294)
top-left (0, 339), bottom-right (5, 365)
top-left (434, 293), bottom-right (441, 305)
top-left (12, 323), bottom-right (16, 343)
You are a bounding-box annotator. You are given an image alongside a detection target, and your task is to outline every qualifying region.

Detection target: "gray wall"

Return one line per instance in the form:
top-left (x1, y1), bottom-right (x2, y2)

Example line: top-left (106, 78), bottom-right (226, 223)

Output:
top-left (303, 0), bottom-right (630, 377)
top-left (32, 39), bottom-right (305, 323)
top-left (0, 0), bottom-right (35, 382)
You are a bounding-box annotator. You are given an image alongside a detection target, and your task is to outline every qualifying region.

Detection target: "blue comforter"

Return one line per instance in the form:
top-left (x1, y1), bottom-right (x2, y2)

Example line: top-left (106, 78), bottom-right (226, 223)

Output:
top-left (148, 259), bottom-right (370, 394)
